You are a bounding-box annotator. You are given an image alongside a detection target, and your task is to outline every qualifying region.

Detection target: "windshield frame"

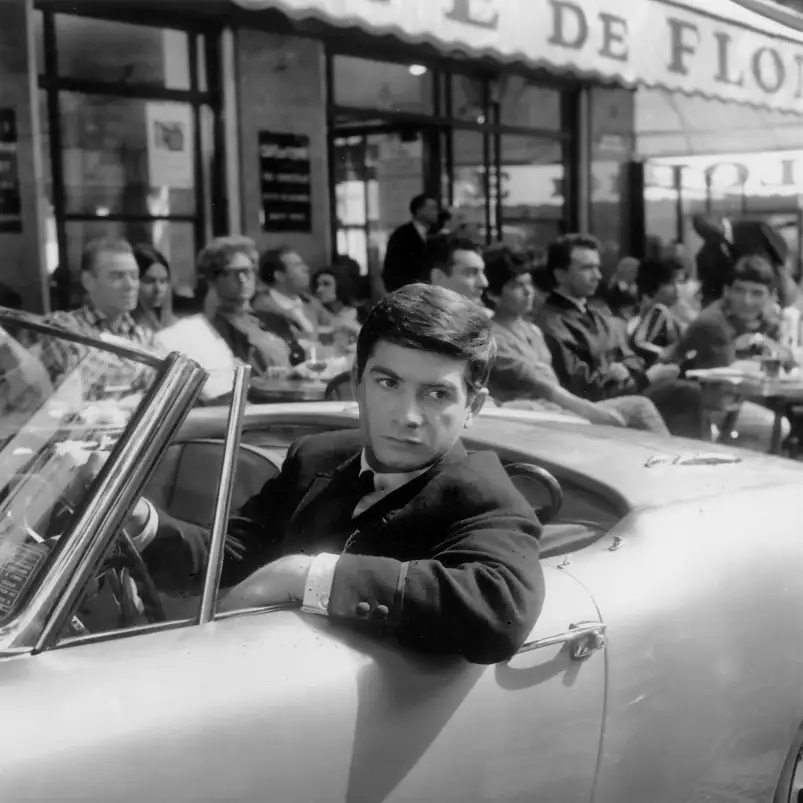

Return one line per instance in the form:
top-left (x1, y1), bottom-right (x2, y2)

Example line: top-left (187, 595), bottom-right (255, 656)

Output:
top-left (0, 313), bottom-right (211, 654)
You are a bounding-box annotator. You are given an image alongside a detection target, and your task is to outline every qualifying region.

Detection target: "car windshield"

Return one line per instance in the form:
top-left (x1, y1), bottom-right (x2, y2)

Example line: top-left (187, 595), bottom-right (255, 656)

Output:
top-left (0, 316), bottom-right (166, 625)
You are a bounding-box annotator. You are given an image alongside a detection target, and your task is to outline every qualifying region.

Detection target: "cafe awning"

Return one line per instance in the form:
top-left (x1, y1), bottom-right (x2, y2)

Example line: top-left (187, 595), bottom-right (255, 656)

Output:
top-left (232, 0), bottom-right (803, 115)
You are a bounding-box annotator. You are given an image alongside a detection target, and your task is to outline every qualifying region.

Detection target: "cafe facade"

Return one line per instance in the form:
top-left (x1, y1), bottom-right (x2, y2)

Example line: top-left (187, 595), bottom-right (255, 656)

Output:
top-left (3, 0), bottom-right (803, 310)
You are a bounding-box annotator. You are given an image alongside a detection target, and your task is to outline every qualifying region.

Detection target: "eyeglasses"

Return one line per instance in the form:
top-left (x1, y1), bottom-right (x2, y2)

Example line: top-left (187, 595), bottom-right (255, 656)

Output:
top-left (217, 266), bottom-right (255, 280)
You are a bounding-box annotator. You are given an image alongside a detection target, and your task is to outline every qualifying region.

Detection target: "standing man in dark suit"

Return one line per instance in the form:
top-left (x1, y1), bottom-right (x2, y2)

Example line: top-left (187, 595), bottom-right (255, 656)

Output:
top-left (193, 283), bottom-right (542, 664)
top-left (382, 194), bottom-right (441, 293)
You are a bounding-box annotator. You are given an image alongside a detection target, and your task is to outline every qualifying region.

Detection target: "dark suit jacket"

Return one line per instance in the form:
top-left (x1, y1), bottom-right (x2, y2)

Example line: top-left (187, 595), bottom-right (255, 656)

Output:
top-left (151, 429), bottom-right (544, 664)
top-left (536, 292), bottom-right (648, 401)
top-left (382, 222), bottom-right (431, 293)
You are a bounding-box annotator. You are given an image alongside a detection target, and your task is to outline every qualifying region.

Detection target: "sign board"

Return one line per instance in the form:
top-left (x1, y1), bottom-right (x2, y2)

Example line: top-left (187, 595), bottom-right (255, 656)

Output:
top-left (259, 131), bottom-right (313, 233)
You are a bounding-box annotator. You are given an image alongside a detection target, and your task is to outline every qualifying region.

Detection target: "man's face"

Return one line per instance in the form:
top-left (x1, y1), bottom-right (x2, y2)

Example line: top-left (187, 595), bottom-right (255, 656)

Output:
top-left (279, 251), bottom-right (311, 294)
top-left (725, 280), bottom-right (771, 322)
top-left (494, 272), bottom-right (535, 318)
top-left (354, 341), bottom-right (485, 473)
top-left (556, 247), bottom-right (602, 299)
top-left (435, 249), bottom-right (488, 302)
top-left (416, 198), bottom-right (440, 227)
top-left (215, 252), bottom-right (256, 303)
top-left (83, 251), bottom-right (139, 317)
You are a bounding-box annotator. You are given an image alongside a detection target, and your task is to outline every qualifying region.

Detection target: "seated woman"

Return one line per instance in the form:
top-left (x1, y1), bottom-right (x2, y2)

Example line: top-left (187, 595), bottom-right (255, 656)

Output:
top-left (312, 268), bottom-right (361, 357)
top-left (483, 246), bottom-right (669, 434)
top-left (132, 244), bottom-right (178, 332)
top-left (629, 257), bottom-right (686, 369)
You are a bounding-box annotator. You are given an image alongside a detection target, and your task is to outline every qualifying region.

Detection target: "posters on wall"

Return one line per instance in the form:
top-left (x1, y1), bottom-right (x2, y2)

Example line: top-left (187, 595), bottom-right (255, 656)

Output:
top-left (0, 109), bottom-right (22, 234)
top-left (259, 131), bottom-right (312, 233)
top-left (145, 101), bottom-right (194, 190)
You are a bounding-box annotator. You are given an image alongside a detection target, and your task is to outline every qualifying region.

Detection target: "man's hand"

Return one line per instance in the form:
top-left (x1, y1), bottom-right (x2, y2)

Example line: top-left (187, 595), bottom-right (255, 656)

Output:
top-left (646, 363), bottom-right (681, 385)
top-left (218, 554), bottom-right (313, 612)
top-left (606, 363), bottom-right (632, 383)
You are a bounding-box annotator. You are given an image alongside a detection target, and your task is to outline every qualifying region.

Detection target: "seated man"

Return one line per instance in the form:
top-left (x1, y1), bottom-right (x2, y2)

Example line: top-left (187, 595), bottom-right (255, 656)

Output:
top-left (679, 254), bottom-right (794, 451)
top-left (536, 234), bottom-right (706, 440)
top-left (155, 284), bottom-right (545, 664)
top-left (200, 237), bottom-right (306, 373)
top-left (26, 237), bottom-right (157, 399)
top-left (483, 246), bottom-right (669, 433)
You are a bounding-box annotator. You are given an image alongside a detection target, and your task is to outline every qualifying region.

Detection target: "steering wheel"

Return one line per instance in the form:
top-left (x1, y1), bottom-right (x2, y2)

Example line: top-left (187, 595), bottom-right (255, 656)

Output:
top-left (505, 462), bottom-right (564, 524)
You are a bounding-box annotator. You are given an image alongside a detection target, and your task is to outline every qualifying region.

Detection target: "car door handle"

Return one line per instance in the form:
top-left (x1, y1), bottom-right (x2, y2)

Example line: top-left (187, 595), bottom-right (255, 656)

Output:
top-left (517, 621), bottom-right (607, 661)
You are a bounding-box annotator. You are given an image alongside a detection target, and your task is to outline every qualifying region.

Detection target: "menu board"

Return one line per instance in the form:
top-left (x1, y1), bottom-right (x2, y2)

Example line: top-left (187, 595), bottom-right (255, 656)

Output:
top-left (0, 108), bottom-right (21, 233)
top-left (259, 131), bottom-right (312, 233)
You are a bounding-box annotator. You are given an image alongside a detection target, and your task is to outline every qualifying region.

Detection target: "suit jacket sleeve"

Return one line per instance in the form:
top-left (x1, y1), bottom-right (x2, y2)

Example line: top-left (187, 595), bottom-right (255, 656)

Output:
top-left (326, 480), bottom-right (544, 665)
top-left (540, 320), bottom-right (645, 401)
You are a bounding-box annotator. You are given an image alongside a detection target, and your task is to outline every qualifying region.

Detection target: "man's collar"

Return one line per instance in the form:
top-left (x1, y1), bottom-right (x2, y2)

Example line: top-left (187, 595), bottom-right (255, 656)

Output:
top-left (412, 220), bottom-right (428, 240)
top-left (269, 288), bottom-right (303, 308)
top-left (359, 450), bottom-right (430, 493)
top-left (552, 290), bottom-right (588, 312)
top-left (83, 304), bottom-right (136, 334)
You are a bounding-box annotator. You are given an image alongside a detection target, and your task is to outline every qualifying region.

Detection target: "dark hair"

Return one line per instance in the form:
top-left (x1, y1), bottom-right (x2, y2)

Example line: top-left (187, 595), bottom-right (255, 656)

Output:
top-left (355, 283), bottom-right (495, 395)
top-left (259, 246), bottom-right (294, 285)
top-left (636, 258), bottom-right (682, 299)
top-left (80, 237), bottom-right (133, 274)
top-left (133, 243), bottom-right (170, 277)
top-left (410, 194), bottom-right (437, 217)
top-left (546, 234), bottom-right (601, 275)
top-left (197, 236), bottom-right (258, 279)
top-left (483, 245), bottom-right (531, 297)
top-left (729, 254), bottom-right (776, 289)
top-left (428, 236), bottom-right (482, 277)
top-left (313, 268), bottom-right (354, 306)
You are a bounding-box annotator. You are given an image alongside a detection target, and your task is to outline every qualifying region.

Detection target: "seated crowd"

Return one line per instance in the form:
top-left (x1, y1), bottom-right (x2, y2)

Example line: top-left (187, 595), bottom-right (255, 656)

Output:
top-left (17, 223), bottom-right (803, 453)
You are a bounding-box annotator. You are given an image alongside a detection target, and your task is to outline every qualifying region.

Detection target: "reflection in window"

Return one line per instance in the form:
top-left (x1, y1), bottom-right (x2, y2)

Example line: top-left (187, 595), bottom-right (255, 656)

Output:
top-left (59, 92), bottom-right (196, 219)
top-left (499, 135), bottom-right (564, 250)
top-left (451, 75), bottom-right (486, 123)
top-left (451, 129), bottom-right (489, 244)
top-left (333, 56), bottom-right (434, 114)
top-left (499, 77), bottom-right (561, 130)
top-left (54, 15), bottom-right (191, 89)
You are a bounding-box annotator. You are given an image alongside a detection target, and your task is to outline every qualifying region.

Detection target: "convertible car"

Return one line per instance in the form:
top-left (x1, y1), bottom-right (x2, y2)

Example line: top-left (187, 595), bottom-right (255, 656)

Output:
top-left (1, 310), bottom-right (803, 803)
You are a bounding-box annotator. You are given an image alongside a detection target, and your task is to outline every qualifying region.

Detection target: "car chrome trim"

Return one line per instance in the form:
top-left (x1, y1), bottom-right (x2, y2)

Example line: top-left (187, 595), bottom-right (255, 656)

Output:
top-left (53, 618), bottom-right (196, 650)
top-left (517, 621), bottom-right (607, 661)
top-left (0, 353), bottom-right (208, 655)
top-left (199, 364), bottom-right (251, 624)
top-left (0, 307), bottom-right (164, 367)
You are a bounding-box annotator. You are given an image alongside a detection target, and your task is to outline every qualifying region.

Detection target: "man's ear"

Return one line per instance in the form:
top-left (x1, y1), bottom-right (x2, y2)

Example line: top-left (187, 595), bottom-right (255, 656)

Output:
top-left (465, 388), bottom-right (488, 428)
top-left (80, 270), bottom-right (93, 295)
top-left (349, 364), bottom-right (361, 399)
top-left (430, 267), bottom-right (445, 287)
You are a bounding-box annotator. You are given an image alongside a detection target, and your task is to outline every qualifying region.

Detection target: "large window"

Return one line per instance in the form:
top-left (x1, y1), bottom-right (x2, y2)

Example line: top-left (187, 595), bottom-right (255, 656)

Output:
top-left (35, 7), bottom-right (223, 310)
top-left (328, 52), bottom-right (571, 273)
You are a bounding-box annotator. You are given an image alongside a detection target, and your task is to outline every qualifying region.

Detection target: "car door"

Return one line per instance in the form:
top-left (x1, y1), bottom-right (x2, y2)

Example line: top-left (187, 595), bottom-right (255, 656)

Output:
top-left (1, 379), bottom-right (607, 803)
top-left (1, 561), bottom-right (604, 803)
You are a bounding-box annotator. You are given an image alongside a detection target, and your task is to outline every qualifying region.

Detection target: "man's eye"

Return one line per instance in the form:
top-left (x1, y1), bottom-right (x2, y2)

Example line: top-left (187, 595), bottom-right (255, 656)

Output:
top-left (377, 378), bottom-right (397, 389)
top-left (428, 390), bottom-right (451, 400)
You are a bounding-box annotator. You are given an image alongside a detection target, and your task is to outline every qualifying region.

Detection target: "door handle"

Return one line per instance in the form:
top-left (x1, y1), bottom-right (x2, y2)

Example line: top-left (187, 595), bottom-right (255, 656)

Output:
top-left (517, 621), bottom-right (607, 661)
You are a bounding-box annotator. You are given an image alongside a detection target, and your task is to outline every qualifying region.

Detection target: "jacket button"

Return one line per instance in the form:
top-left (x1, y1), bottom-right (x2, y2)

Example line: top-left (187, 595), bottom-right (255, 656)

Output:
top-left (355, 601), bottom-right (371, 617)
top-left (374, 604), bottom-right (389, 620)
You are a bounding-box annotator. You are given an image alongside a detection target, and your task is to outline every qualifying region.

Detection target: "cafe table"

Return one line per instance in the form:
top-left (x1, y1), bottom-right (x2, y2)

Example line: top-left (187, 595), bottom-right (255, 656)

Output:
top-left (247, 375), bottom-right (329, 404)
top-left (686, 366), bottom-right (803, 455)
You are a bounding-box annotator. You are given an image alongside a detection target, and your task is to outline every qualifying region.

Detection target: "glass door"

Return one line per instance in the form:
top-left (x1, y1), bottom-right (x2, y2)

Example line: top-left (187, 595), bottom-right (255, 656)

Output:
top-left (332, 125), bottom-right (442, 275)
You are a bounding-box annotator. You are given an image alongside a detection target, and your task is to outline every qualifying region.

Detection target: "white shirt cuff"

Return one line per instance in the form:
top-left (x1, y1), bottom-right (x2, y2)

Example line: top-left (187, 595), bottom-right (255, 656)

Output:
top-left (130, 499), bottom-right (158, 552)
top-left (301, 552), bottom-right (340, 616)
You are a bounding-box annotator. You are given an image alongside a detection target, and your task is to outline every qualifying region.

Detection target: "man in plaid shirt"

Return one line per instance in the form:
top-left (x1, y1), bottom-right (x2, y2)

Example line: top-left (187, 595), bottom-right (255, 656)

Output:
top-left (30, 237), bottom-right (157, 400)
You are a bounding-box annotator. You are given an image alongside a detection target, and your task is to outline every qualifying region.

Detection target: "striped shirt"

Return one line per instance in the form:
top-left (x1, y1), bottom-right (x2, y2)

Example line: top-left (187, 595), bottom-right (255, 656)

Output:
top-left (629, 303), bottom-right (683, 368)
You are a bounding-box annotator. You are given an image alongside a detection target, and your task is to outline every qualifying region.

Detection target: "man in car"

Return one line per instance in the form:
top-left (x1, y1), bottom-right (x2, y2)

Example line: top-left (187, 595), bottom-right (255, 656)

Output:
top-left (155, 284), bottom-right (545, 664)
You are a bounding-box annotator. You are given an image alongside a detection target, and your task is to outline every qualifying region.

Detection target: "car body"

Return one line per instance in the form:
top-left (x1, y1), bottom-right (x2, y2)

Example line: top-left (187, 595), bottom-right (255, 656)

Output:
top-left (1, 309), bottom-right (803, 803)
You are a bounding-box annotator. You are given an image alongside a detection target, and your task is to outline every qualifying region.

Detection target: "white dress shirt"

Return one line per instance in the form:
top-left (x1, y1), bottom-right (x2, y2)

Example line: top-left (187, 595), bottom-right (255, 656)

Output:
top-left (301, 452), bottom-right (430, 616)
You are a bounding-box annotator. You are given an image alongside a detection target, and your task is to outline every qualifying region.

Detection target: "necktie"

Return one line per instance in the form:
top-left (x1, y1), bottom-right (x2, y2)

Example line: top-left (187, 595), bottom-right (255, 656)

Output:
top-left (352, 470), bottom-right (376, 519)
